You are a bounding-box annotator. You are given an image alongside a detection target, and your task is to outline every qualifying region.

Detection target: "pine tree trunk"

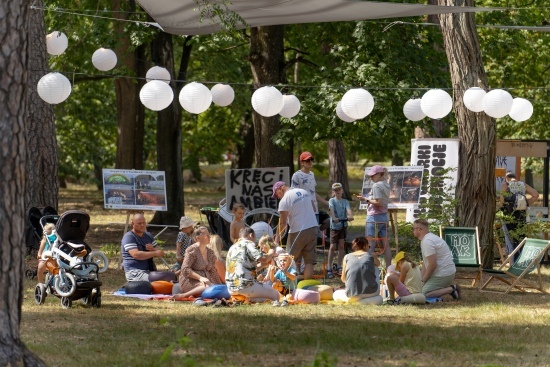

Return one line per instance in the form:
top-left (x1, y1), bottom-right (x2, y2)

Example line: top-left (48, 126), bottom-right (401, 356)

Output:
top-left (0, 1), bottom-right (46, 365)
top-left (249, 26), bottom-right (293, 170)
top-left (26, 0), bottom-right (58, 210)
top-left (328, 139), bottom-right (351, 200)
top-left (150, 32), bottom-right (186, 225)
top-left (437, 0), bottom-right (496, 267)
top-left (113, 0), bottom-right (145, 170)
top-left (234, 111), bottom-right (255, 169)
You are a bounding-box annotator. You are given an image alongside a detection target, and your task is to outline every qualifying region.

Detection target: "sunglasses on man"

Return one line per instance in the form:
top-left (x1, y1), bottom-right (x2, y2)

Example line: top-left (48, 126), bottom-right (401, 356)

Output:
top-left (302, 158), bottom-right (314, 162)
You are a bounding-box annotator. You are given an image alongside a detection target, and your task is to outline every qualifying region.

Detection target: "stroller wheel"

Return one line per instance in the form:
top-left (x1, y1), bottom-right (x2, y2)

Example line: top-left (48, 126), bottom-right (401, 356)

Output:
top-left (88, 251), bottom-right (109, 273)
top-left (61, 297), bottom-right (72, 309)
top-left (54, 272), bottom-right (76, 297)
top-left (91, 293), bottom-right (101, 308)
top-left (25, 269), bottom-right (36, 280)
top-left (34, 284), bottom-right (47, 305)
top-left (81, 294), bottom-right (92, 307)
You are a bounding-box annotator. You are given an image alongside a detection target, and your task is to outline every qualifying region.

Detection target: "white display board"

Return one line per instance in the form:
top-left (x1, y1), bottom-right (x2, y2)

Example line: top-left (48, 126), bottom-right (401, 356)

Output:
top-left (103, 169), bottom-right (167, 211)
top-left (406, 138), bottom-right (459, 222)
top-left (495, 156), bottom-right (516, 192)
top-left (359, 166), bottom-right (424, 210)
top-left (225, 167), bottom-right (290, 212)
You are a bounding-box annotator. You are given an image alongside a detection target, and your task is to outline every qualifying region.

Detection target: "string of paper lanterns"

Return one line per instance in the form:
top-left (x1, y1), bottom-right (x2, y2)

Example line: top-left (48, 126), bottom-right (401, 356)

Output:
top-left (39, 31), bottom-right (535, 122)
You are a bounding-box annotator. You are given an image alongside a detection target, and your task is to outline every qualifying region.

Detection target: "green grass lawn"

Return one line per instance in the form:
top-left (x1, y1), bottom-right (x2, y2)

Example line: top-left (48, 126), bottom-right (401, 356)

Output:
top-left (20, 166), bottom-right (550, 367)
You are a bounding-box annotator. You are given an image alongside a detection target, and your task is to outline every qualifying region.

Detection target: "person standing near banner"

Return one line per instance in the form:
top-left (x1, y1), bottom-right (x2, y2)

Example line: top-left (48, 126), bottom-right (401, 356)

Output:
top-left (357, 165), bottom-right (392, 269)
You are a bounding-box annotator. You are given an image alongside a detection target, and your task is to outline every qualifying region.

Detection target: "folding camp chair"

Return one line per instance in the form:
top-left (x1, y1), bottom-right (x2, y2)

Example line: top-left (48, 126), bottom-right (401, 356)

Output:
top-left (440, 226), bottom-right (482, 287)
top-left (480, 238), bottom-right (550, 294)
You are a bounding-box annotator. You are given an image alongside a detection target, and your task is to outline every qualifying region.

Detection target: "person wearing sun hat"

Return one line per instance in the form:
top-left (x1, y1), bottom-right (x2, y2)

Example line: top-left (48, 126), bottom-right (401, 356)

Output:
top-left (384, 251), bottom-right (422, 302)
top-left (272, 180), bottom-right (318, 280)
top-left (356, 165), bottom-right (391, 269)
top-left (173, 216), bottom-right (197, 271)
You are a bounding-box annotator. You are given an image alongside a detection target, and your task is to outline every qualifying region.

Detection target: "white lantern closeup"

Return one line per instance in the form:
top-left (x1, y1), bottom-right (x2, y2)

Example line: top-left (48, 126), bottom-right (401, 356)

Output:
top-left (139, 80), bottom-right (174, 111)
top-left (336, 101), bottom-right (355, 123)
top-left (37, 72), bottom-right (72, 104)
top-left (251, 86), bottom-right (284, 117)
top-left (420, 89), bottom-right (453, 119)
top-left (340, 88), bottom-right (374, 120)
top-left (179, 82), bottom-right (212, 114)
top-left (146, 66), bottom-right (171, 84)
top-left (92, 48), bottom-right (117, 71)
top-left (509, 98), bottom-right (534, 122)
top-left (463, 87), bottom-right (486, 112)
top-left (211, 84), bottom-right (235, 107)
top-left (279, 95), bottom-right (301, 118)
top-left (482, 89), bottom-right (513, 118)
top-left (403, 99), bottom-right (426, 121)
top-left (46, 31), bottom-right (68, 56)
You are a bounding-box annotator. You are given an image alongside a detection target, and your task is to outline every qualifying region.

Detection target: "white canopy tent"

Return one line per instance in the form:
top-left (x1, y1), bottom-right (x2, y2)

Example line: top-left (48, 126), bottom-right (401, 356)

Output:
top-left (136, 0), bottom-right (499, 35)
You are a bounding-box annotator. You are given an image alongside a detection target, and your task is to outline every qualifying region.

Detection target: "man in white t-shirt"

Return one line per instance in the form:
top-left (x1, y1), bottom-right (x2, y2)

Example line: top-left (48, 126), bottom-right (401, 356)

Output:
top-left (272, 181), bottom-right (318, 280)
top-left (413, 219), bottom-right (460, 300)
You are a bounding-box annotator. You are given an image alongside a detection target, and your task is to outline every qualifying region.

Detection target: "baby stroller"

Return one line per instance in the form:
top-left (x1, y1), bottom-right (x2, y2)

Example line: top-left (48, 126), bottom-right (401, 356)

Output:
top-left (25, 206), bottom-right (59, 279)
top-left (34, 210), bottom-right (104, 309)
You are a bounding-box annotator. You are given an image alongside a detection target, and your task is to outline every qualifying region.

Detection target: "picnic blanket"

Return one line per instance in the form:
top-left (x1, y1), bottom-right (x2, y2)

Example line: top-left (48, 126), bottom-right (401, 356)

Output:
top-left (109, 288), bottom-right (174, 301)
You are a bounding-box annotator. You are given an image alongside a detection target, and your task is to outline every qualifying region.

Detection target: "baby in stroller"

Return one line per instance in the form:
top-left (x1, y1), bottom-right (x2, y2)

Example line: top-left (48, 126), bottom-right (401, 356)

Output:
top-left (36, 223), bottom-right (58, 285)
top-left (34, 210), bottom-right (106, 309)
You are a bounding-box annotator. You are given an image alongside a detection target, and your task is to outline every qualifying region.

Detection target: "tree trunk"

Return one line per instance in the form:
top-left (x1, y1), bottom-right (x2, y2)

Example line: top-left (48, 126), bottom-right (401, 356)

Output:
top-left (150, 33), bottom-right (188, 225)
top-left (0, 1), bottom-right (46, 365)
top-left (438, 0), bottom-right (496, 268)
top-left (328, 139), bottom-right (351, 200)
top-left (233, 111), bottom-right (255, 169)
top-left (249, 26), bottom-right (293, 170)
top-left (26, 0), bottom-right (58, 210)
top-left (113, 0), bottom-right (145, 170)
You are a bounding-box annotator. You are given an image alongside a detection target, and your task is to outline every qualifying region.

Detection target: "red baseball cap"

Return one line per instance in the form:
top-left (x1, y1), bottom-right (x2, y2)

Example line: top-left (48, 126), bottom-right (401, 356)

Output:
top-left (299, 151), bottom-right (313, 161)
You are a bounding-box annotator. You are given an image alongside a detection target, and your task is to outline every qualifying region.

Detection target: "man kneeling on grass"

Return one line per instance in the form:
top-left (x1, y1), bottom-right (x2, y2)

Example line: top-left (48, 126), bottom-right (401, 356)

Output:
top-left (225, 227), bottom-right (280, 302)
top-left (413, 219), bottom-right (461, 300)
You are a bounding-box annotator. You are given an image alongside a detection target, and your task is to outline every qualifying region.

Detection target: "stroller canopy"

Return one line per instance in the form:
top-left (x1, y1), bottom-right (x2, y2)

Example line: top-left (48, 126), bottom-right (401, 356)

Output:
top-left (56, 210), bottom-right (90, 243)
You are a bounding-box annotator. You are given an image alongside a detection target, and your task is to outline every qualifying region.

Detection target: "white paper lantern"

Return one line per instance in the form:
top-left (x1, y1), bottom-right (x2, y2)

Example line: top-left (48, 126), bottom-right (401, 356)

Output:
top-left (482, 89), bottom-right (513, 118)
top-left (279, 95), bottom-right (301, 118)
top-left (139, 80), bottom-right (174, 111)
top-left (146, 66), bottom-right (171, 84)
top-left (251, 86), bottom-right (284, 117)
top-left (420, 89), bottom-right (453, 119)
top-left (37, 72), bottom-right (72, 104)
top-left (211, 84), bottom-right (235, 106)
top-left (179, 82), bottom-right (212, 114)
top-left (463, 87), bottom-right (486, 112)
top-left (403, 99), bottom-right (426, 121)
top-left (509, 98), bottom-right (534, 122)
top-left (341, 88), bottom-right (374, 120)
top-left (92, 48), bottom-right (117, 71)
top-left (336, 101), bottom-right (355, 123)
top-left (46, 31), bottom-right (68, 56)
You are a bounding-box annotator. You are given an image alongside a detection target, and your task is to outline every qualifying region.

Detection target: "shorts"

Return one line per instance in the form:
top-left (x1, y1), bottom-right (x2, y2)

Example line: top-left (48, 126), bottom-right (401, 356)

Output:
top-left (422, 274), bottom-right (455, 295)
top-left (125, 269), bottom-right (150, 282)
top-left (287, 226), bottom-right (318, 264)
top-left (366, 213), bottom-right (388, 239)
top-left (330, 227), bottom-right (347, 245)
top-left (394, 282), bottom-right (412, 297)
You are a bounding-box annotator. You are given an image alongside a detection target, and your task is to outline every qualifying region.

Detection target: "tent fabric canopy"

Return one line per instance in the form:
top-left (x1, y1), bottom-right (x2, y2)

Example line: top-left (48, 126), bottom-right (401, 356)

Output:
top-left (137, 0), bottom-right (499, 35)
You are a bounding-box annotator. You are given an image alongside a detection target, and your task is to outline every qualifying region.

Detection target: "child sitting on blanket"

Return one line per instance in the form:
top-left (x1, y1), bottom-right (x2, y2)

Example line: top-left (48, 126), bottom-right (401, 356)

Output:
top-left (267, 253), bottom-right (297, 306)
top-left (385, 251), bottom-right (422, 302)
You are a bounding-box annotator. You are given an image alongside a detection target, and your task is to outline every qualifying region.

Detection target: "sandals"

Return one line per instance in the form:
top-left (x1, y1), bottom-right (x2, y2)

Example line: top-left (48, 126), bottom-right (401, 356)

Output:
top-left (450, 284), bottom-right (462, 300)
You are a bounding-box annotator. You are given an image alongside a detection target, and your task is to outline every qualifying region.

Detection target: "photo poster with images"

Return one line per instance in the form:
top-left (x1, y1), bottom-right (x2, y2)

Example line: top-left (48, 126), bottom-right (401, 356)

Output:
top-left (405, 138), bottom-right (459, 223)
top-left (359, 166), bottom-right (424, 210)
top-left (103, 169), bottom-right (168, 211)
top-left (495, 156), bottom-right (517, 192)
top-left (225, 167), bottom-right (290, 212)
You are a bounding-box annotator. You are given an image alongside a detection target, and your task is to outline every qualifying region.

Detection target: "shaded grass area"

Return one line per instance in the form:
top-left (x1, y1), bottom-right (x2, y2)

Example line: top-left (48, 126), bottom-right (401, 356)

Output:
top-left (21, 170), bottom-right (550, 366)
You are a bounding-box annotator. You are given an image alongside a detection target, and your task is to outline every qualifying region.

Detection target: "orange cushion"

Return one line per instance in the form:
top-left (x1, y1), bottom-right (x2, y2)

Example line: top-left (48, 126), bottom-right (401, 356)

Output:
top-left (151, 280), bottom-right (175, 295)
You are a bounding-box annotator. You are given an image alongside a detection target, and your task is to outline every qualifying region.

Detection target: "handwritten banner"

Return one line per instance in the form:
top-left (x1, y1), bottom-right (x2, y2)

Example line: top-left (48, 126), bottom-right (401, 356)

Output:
top-left (225, 167), bottom-right (290, 212)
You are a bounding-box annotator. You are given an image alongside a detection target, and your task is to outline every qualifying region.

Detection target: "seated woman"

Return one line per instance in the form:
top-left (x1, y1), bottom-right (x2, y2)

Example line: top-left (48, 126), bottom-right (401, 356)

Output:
top-left (208, 234), bottom-right (226, 283)
top-left (173, 226), bottom-right (223, 299)
top-left (333, 237), bottom-right (382, 304)
top-left (385, 251), bottom-right (422, 303)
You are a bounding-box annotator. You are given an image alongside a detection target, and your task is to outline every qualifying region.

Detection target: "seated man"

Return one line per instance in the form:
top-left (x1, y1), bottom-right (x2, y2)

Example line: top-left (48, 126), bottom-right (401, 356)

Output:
top-left (226, 227), bottom-right (280, 302)
top-left (121, 213), bottom-right (165, 281)
top-left (413, 219), bottom-right (461, 300)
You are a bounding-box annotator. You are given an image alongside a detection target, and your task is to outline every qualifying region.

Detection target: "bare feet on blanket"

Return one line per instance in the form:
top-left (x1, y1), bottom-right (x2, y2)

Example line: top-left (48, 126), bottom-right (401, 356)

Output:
top-left (172, 293), bottom-right (186, 301)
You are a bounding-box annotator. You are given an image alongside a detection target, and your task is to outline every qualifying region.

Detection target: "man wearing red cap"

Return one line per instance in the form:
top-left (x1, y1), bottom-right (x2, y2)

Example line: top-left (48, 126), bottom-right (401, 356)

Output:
top-left (272, 181), bottom-right (318, 280)
top-left (291, 151), bottom-right (329, 222)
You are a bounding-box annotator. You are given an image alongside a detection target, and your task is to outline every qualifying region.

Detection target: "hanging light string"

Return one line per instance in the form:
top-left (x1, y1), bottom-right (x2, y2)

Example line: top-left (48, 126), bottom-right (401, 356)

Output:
top-left (382, 20), bottom-right (550, 32)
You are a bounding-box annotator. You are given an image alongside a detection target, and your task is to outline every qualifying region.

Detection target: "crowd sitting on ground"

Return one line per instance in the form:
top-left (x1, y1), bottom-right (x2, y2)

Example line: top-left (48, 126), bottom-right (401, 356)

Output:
top-left (118, 207), bottom-right (462, 305)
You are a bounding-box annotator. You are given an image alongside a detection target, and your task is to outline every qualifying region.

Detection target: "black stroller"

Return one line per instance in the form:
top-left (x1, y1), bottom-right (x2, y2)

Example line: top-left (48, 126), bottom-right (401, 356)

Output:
top-left (34, 210), bottom-right (102, 309)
